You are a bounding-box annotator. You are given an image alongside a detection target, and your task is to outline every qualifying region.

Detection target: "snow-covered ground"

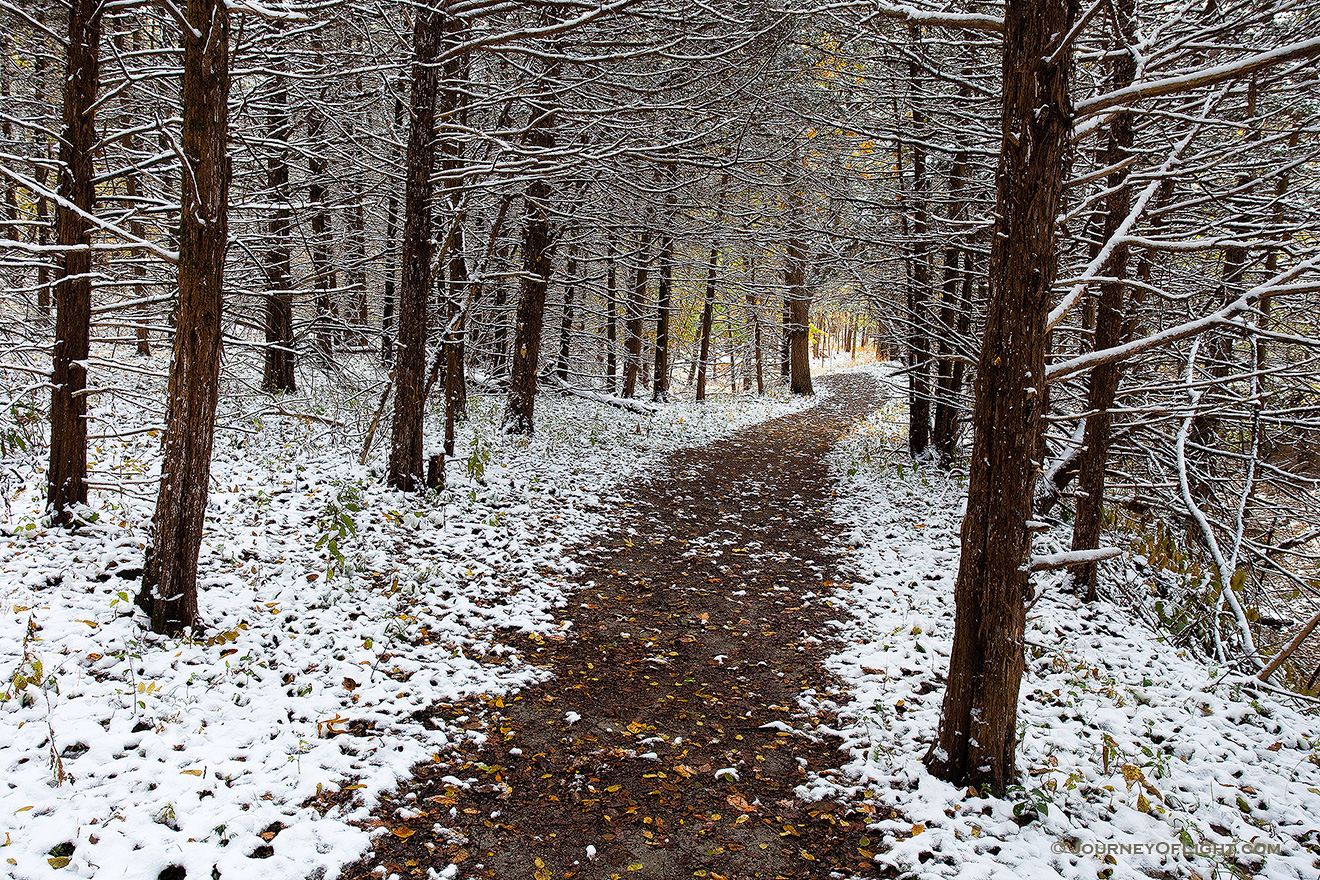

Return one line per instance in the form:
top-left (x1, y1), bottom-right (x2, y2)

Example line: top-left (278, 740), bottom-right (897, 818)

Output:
top-left (823, 366), bottom-right (1320, 880)
top-left (0, 357), bottom-right (817, 880)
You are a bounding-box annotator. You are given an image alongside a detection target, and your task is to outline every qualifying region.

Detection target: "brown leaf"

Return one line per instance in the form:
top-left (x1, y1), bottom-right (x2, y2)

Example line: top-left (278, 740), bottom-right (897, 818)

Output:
top-left (392, 826), bottom-right (415, 840)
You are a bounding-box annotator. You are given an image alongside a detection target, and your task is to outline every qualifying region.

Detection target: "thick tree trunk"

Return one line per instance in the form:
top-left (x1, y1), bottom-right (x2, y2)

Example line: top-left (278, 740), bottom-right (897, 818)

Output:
top-left (785, 236), bottom-right (813, 396)
top-left (623, 230), bottom-right (650, 398)
top-left (696, 247), bottom-right (718, 402)
top-left (1070, 0), bottom-right (1137, 601)
top-left (139, 0), bottom-right (231, 634)
top-left (48, 0), bottom-right (102, 525)
top-left (926, 0), bottom-right (1078, 792)
top-left (387, 5), bottom-right (444, 488)
top-left (262, 71), bottom-right (296, 393)
top-left (501, 107), bottom-right (557, 434)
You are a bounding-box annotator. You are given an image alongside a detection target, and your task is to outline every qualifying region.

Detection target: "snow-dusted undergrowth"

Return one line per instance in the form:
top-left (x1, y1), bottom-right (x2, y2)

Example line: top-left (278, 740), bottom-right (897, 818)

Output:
top-left (823, 366), bottom-right (1320, 879)
top-left (0, 356), bottom-right (816, 880)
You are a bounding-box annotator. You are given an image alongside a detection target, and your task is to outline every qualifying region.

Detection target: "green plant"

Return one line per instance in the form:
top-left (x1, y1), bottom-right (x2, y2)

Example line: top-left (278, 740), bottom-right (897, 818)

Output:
top-left (316, 482), bottom-right (365, 579)
top-left (466, 434), bottom-right (492, 483)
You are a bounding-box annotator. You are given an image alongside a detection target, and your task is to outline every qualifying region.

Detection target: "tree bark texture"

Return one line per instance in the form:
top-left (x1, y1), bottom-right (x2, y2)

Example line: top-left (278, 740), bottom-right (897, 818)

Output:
top-left (785, 236), bottom-right (813, 396)
top-left (140, 0), bottom-right (231, 634)
top-left (925, 0), bottom-right (1078, 792)
top-left (388, 5), bottom-right (444, 487)
top-left (48, 0), bottom-right (102, 525)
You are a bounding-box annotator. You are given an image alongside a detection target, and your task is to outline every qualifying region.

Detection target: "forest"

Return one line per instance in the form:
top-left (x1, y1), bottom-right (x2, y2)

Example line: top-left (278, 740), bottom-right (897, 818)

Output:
top-left (2, 0), bottom-right (1320, 878)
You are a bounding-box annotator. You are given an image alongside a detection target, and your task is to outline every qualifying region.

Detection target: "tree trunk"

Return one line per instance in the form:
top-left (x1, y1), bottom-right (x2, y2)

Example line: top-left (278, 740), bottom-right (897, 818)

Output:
top-left (387, 5), bottom-right (444, 488)
top-left (1070, 0), bottom-right (1137, 601)
top-left (382, 88), bottom-right (403, 365)
top-left (696, 247), bottom-right (718, 402)
top-left (32, 19), bottom-right (51, 315)
top-left (906, 31), bottom-right (933, 456)
top-left (501, 106), bottom-right (557, 434)
top-left (307, 39), bottom-right (336, 353)
top-left (262, 70), bottom-right (295, 392)
top-left (785, 236), bottom-right (813, 396)
top-left (932, 76), bottom-right (972, 465)
top-left (652, 222), bottom-right (674, 403)
top-left (555, 244), bottom-right (578, 381)
top-left (623, 230), bottom-right (650, 398)
top-left (605, 236), bottom-right (617, 393)
top-left (925, 0), bottom-right (1078, 792)
top-left (47, 0), bottom-right (102, 525)
top-left (749, 257), bottom-right (764, 395)
top-left (139, 0), bottom-right (231, 634)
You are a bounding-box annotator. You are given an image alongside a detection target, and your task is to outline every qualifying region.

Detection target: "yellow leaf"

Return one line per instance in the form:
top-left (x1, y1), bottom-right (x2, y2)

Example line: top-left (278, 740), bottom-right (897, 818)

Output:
top-left (627, 863), bottom-right (644, 871)
top-left (535, 870), bottom-right (551, 880)
top-left (911, 823), bottom-right (925, 836)
top-left (392, 827), bottom-right (415, 839)
top-left (606, 784), bottom-right (621, 792)
top-left (15, 806), bottom-right (34, 812)
top-left (49, 857), bottom-right (70, 868)
top-left (673, 764), bottom-right (694, 779)
top-left (180, 769), bottom-right (204, 777)
top-left (535, 859), bottom-right (546, 869)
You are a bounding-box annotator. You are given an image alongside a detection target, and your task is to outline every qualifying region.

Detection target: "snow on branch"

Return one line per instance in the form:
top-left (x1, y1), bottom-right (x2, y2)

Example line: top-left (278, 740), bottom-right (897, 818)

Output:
top-left (544, 375), bottom-right (658, 416)
top-left (1029, 547), bottom-right (1122, 572)
top-left (1075, 36), bottom-right (1320, 119)
top-left (225, 0), bottom-right (307, 20)
top-left (871, 3), bottom-right (1003, 34)
top-left (1046, 257), bottom-right (1320, 384)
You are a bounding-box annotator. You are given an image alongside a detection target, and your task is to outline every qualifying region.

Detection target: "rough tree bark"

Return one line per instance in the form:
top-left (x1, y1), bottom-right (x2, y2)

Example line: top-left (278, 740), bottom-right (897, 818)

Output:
top-left (925, 0), bottom-right (1079, 792)
top-left (784, 234), bottom-right (813, 396)
top-left (139, 0), bottom-right (231, 634)
top-left (47, 0), bottom-right (102, 525)
top-left (652, 223), bottom-right (675, 403)
top-left (387, 4), bottom-right (444, 488)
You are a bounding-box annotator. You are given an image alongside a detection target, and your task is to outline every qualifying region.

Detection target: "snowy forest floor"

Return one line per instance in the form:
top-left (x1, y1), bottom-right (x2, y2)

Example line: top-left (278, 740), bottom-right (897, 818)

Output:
top-left (3, 363), bottom-right (1320, 880)
top-left (338, 372), bottom-right (889, 880)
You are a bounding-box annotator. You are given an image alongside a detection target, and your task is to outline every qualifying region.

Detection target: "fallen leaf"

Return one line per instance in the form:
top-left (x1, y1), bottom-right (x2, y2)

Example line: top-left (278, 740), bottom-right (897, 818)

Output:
top-left (180, 769), bottom-right (203, 777)
top-left (726, 795), bottom-right (755, 813)
top-left (392, 827), bottom-right (415, 840)
top-left (48, 857), bottom-right (70, 868)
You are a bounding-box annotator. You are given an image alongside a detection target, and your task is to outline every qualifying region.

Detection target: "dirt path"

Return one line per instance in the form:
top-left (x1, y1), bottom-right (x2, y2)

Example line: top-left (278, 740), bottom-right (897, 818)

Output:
top-left (342, 373), bottom-right (891, 880)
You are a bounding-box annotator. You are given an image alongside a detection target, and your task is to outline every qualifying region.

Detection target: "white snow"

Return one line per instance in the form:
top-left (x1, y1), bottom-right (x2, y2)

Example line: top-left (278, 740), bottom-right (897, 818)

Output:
top-left (0, 353), bottom-right (815, 880)
top-left (819, 364), bottom-right (1320, 880)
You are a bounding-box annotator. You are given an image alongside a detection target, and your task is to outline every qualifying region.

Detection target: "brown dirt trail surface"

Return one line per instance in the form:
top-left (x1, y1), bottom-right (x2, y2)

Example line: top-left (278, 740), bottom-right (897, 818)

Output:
top-left (340, 372), bottom-right (894, 880)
